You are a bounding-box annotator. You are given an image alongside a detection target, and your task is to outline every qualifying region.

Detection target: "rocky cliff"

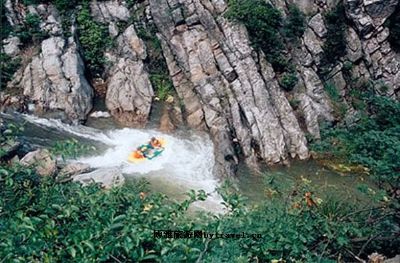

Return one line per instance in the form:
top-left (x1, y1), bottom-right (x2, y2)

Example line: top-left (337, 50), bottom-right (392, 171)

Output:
top-left (1, 0), bottom-right (399, 176)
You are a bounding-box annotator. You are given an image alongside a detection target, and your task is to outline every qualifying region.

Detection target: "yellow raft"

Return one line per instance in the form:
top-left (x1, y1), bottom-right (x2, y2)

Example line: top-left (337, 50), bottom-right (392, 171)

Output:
top-left (127, 138), bottom-right (166, 164)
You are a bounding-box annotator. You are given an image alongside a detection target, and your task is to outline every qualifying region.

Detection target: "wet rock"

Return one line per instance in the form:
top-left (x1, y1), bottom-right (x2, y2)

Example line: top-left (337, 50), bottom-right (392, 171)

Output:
top-left (57, 162), bottom-right (91, 183)
top-left (20, 149), bottom-right (57, 176)
top-left (73, 168), bottom-right (125, 189)
top-left (159, 104), bottom-right (176, 133)
top-left (0, 140), bottom-right (21, 161)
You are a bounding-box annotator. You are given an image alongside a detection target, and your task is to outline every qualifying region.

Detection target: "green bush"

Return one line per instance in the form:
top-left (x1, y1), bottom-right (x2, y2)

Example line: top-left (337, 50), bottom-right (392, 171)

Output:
top-left (225, 0), bottom-right (285, 71)
top-left (50, 138), bottom-right (95, 161)
top-left (77, 2), bottom-right (112, 76)
top-left (150, 74), bottom-right (173, 101)
top-left (283, 4), bottom-right (306, 40)
top-left (279, 72), bottom-right (298, 91)
top-left (324, 82), bottom-right (341, 102)
top-left (0, 160), bottom-right (397, 262)
top-left (1, 0), bottom-right (13, 41)
top-left (321, 3), bottom-right (347, 66)
top-left (312, 90), bottom-right (400, 189)
top-left (14, 12), bottom-right (47, 45)
top-left (0, 53), bottom-right (21, 90)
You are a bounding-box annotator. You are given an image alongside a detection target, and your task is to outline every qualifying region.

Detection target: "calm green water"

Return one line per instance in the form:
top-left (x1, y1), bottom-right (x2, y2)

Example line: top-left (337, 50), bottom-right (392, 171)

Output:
top-left (236, 160), bottom-right (376, 205)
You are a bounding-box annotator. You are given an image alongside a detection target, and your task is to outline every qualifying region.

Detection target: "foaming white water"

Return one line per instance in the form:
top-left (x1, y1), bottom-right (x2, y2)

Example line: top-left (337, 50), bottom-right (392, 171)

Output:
top-left (22, 114), bottom-right (224, 212)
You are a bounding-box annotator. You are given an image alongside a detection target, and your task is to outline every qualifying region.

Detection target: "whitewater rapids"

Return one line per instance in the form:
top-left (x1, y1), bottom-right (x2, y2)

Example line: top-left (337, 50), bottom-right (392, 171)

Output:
top-left (20, 114), bottom-right (225, 212)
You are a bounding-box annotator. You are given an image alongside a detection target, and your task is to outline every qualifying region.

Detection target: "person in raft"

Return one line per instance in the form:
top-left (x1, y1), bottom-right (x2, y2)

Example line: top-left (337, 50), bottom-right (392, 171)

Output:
top-left (149, 137), bottom-right (162, 148)
top-left (133, 146), bottom-right (148, 159)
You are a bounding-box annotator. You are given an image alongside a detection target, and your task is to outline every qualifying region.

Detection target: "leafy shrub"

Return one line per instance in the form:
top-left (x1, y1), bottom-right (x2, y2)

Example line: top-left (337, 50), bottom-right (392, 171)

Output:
top-left (50, 138), bottom-right (95, 160)
top-left (14, 12), bottom-right (47, 45)
top-left (321, 3), bottom-right (347, 66)
top-left (324, 82), bottom-right (341, 102)
top-left (77, 2), bottom-right (112, 76)
top-left (312, 90), bottom-right (400, 189)
top-left (225, 0), bottom-right (285, 71)
top-left (150, 74), bottom-right (173, 101)
top-left (1, 0), bottom-right (13, 41)
top-left (279, 72), bottom-right (298, 91)
top-left (0, 53), bottom-right (21, 90)
top-left (1, 160), bottom-right (396, 262)
top-left (283, 4), bottom-right (306, 40)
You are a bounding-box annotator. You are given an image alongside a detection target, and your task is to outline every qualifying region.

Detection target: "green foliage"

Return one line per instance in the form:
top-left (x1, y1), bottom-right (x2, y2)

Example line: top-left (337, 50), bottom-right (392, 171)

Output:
top-left (283, 4), bottom-right (306, 40)
top-left (14, 12), bottom-right (47, 45)
top-left (1, 0), bottom-right (12, 41)
top-left (150, 74), bottom-right (173, 101)
top-left (312, 90), bottom-right (400, 190)
top-left (125, 0), bottom-right (137, 8)
top-left (77, 3), bottom-right (112, 76)
top-left (324, 82), bottom-right (341, 102)
top-left (225, 0), bottom-right (302, 88)
top-left (321, 3), bottom-right (347, 66)
top-left (1, 159), bottom-right (396, 262)
top-left (50, 139), bottom-right (95, 161)
top-left (0, 53), bottom-right (21, 90)
top-left (137, 24), bottom-right (175, 101)
top-left (279, 72), bottom-right (298, 91)
top-left (225, 0), bottom-right (285, 71)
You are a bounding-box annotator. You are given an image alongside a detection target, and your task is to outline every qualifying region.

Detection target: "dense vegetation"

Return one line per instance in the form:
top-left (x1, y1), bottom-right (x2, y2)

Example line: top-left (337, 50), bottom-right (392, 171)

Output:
top-left (225, 0), bottom-right (305, 89)
top-left (137, 25), bottom-right (174, 101)
top-left (1, 0), bottom-right (12, 42)
top-left (1, 108), bottom-right (399, 262)
top-left (1, 159), bottom-right (397, 262)
top-left (76, 2), bottom-right (112, 77)
top-left (0, 53), bottom-right (20, 90)
top-left (321, 3), bottom-right (347, 67)
top-left (313, 86), bottom-right (400, 191)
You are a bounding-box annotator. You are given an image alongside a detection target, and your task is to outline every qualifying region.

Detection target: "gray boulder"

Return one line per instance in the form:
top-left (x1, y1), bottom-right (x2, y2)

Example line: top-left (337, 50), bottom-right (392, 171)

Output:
top-left (73, 168), bottom-right (125, 189)
top-left (20, 149), bottom-right (57, 177)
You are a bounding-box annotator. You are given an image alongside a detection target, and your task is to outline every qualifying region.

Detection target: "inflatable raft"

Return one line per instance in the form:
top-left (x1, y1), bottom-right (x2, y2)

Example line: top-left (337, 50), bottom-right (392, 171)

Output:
top-left (127, 138), bottom-right (166, 164)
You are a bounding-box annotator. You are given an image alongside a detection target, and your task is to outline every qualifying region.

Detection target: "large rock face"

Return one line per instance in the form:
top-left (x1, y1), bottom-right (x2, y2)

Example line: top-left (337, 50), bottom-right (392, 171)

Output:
top-left (105, 25), bottom-right (154, 127)
top-left (2, 0), bottom-right (399, 177)
top-left (149, 0), bottom-right (310, 175)
top-left (10, 36), bottom-right (93, 123)
top-left (344, 0), bottom-right (400, 97)
top-left (90, 2), bottom-right (154, 127)
top-left (7, 4), bottom-right (93, 123)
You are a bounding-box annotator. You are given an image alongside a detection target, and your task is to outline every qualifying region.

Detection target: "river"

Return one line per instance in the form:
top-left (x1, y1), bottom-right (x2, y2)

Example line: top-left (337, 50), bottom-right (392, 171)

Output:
top-left (1, 112), bottom-right (376, 213)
